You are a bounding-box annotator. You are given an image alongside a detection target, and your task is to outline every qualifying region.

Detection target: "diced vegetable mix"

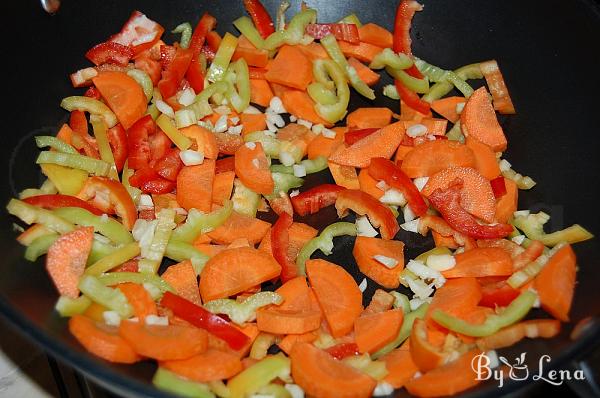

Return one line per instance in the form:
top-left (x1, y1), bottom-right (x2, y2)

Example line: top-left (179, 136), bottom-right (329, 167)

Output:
top-left (6, 1), bottom-right (594, 397)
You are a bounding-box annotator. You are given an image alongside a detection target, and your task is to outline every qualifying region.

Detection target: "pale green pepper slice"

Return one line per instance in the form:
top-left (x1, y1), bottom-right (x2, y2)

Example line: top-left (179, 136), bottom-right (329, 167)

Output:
top-left (270, 156), bottom-right (328, 175)
top-left (309, 59), bottom-right (350, 124)
top-left (35, 136), bottom-right (77, 154)
top-left (138, 209), bottom-right (176, 274)
top-left (127, 69), bottom-right (154, 101)
top-left (78, 275), bottom-right (133, 318)
top-left (153, 368), bottom-right (215, 398)
top-left (369, 48), bottom-right (413, 70)
top-left (227, 354), bottom-right (291, 398)
top-left (244, 131), bottom-right (281, 158)
top-left (296, 222), bottom-right (357, 275)
top-left (97, 272), bottom-right (173, 294)
top-left (233, 16), bottom-right (265, 49)
top-left (266, 172), bottom-right (303, 200)
top-left (171, 200), bottom-right (233, 243)
top-left (187, 81), bottom-right (229, 120)
top-left (372, 303), bottom-right (429, 359)
top-left (164, 241), bottom-right (210, 275)
top-left (60, 96), bottom-right (118, 128)
top-left (204, 292), bottom-right (283, 325)
top-left (225, 59), bottom-right (251, 113)
top-left (507, 243), bottom-right (565, 288)
top-left (88, 239), bottom-right (119, 265)
top-left (7, 199), bottom-right (74, 234)
top-left (24, 233), bottom-right (59, 261)
top-left (339, 13), bottom-right (362, 27)
top-left (36, 151), bottom-right (110, 176)
top-left (156, 114), bottom-right (193, 150)
top-left (512, 212), bottom-right (593, 247)
top-left (54, 207), bottom-right (133, 245)
top-left (85, 242), bottom-right (140, 276)
top-left (386, 66), bottom-right (430, 94)
top-left (232, 179), bottom-right (261, 217)
top-left (55, 295), bottom-right (92, 317)
top-left (172, 22), bottom-right (193, 49)
top-left (91, 120), bottom-right (119, 180)
top-left (263, 9), bottom-right (317, 50)
top-left (207, 33), bottom-right (239, 83)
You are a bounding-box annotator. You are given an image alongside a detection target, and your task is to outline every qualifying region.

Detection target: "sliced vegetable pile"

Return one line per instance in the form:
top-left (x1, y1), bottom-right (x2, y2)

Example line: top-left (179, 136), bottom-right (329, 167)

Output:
top-left (7, 1), bottom-right (594, 397)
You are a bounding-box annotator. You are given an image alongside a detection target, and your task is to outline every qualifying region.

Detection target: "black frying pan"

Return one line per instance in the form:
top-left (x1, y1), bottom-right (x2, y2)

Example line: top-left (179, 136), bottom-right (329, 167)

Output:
top-left (1, 0), bottom-right (600, 396)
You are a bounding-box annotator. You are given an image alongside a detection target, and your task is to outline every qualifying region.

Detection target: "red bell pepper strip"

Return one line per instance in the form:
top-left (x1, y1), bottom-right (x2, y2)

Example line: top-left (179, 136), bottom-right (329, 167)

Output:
top-left (335, 189), bottom-right (400, 240)
top-left (490, 176), bottom-right (507, 198)
top-left (418, 214), bottom-right (477, 250)
top-left (126, 115), bottom-right (155, 170)
top-left (344, 128), bottom-right (380, 145)
top-left (149, 129), bottom-right (172, 164)
top-left (242, 0), bottom-right (275, 39)
top-left (200, 31), bottom-right (222, 62)
top-left (134, 56), bottom-right (162, 86)
top-left (271, 212), bottom-right (298, 282)
top-left (305, 24), bottom-right (360, 44)
top-left (153, 148), bottom-right (183, 182)
top-left (368, 157), bottom-right (428, 217)
top-left (107, 124), bottom-right (128, 172)
top-left (325, 342), bottom-right (361, 360)
top-left (395, 79), bottom-right (430, 115)
top-left (129, 167), bottom-right (175, 195)
top-left (290, 184), bottom-right (346, 216)
top-left (69, 110), bottom-right (88, 135)
top-left (189, 13), bottom-right (218, 57)
top-left (479, 280), bottom-right (521, 309)
top-left (158, 47), bottom-right (193, 99)
top-left (83, 86), bottom-right (102, 100)
top-left (160, 291), bottom-right (250, 350)
top-left (160, 45), bottom-right (177, 70)
top-left (77, 176), bottom-right (138, 230)
top-left (269, 194), bottom-right (293, 216)
top-left (23, 194), bottom-right (104, 216)
top-left (393, 0), bottom-right (424, 79)
top-left (185, 58), bottom-right (205, 94)
top-left (109, 11), bottom-right (165, 55)
top-left (85, 42), bottom-right (134, 67)
top-left (427, 181), bottom-right (514, 239)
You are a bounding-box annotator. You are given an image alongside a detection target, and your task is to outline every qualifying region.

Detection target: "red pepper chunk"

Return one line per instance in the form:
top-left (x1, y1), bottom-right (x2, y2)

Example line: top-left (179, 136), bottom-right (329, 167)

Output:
top-left (395, 79), bottom-right (430, 115)
top-left (109, 11), bottom-right (165, 55)
top-left (490, 176), bottom-right (507, 198)
top-left (368, 157), bottom-right (428, 217)
top-left (271, 212), bottom-right (298, 282)
top-left (479, 280), bottom-right (521, 308)
top-left (393, 0), bottom-right (424, 79)
top-left (126, 115), bottom-right (155, 170)
top-left (129, 167), bottom-right (175, 195)
top-left (107, 124), bottom-right (128, 172)
top-left (335, 189), bottom-right (399, 240)
top-left (23, 194), bottom-right (103, 216)
top-left (428, 181), bottom-right (514, 239)
top-left (85, 42), bottom-right (133, 67)
top-left (77, 177), bottom-right (138, 230)
top-left (325, 342), bottom-right (361, 360)
top-left (160, 291), bottom-right (250, 350)
top-left (186, 13), bottom-right (218, 93)
top-left (153, 148), bottom-right (183, 182)
top-left (290, 184), bottom-right (346, 216)
top-left (305, 24), bottom-right (360, 44)
top-left (158, 47), bottom-right (193, 99)
top-left (242, 0), bottom-right (275, 39)
top-left (344, 128), bottom-right (380, 145)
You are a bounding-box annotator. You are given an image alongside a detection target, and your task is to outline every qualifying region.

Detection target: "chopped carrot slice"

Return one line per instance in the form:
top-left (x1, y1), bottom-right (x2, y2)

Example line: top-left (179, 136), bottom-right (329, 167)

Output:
top-left (354, 309), bottom-right (403, 354)
top-left (400, 140), bottom-right (476, 178)
top-left (353, 236), bottom-right (405, 289)
top-left (461, 87), bottom-right (507, 152)
top-left (161, 261), bottom-right (202, 306)
top-left (162, 348), bottom-right (243, 382)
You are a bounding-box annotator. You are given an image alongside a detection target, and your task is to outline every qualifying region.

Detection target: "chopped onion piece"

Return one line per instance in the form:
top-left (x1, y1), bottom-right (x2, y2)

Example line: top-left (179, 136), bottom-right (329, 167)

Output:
top-left (375, 180), bottom-right (389, 191)
top-left (284, 384), bottom-right (304, 398)
top-left (145, 315), bottom-right (169, 326)
top-left (245, 142), bottom-right (256, 150)
top-left (103, 311), bottom-right (121, 326)
top-left (279, 151), bottom-right (295, 166)
top-left (407, 278), bottom-right (434, 299)
top-left (409, 297), bottom-right (432, 311)
top-left (321, 128), bottom-right (336, 138)
top-left (379, 188), bottom-right (407, 206)
top-left (486, 350), bottom-right (500, 369)
top-left (407, 260), bottom-right (445, 288)
top-left (426, 254), bottom-right (456, 271)
top-left (269, 96), bottom-right (286, 114)
top-left (297, 119), bottom-right (312, 129)
top-left (358, 278), bottom-right (368, 292)
top-left (455, 102), bottom-right (465, 114)
top-left (267, 113), bottom-right (285, 128)
top-left (242, 105), bottom-right (261, 114)
top-left (177, 88), bottom-right (196, 106)
top-left (293, 164), bottom-right (306, 177)
top-left (311, 124), bottom-right (324, 135)
top-left (413, 177), bottom-right (429, 192)
top-left (400, 219), bottom-right (420, 233)
top-left (406, 123), bottom-right (428, 138)
top-left (289, 189), bottom-right (300, 198)
top-left (373, 382), bottom-right (394, 397)
top-left (139, 194), bottom-right (154, 208)
top-left (230, 116), bottom-right (240, 125)
top-left (227, 125), bottom-right (243, 135)
top-left (356, 215), bottom-right (378, 237)
top-left (499, 159), bottom-right (512, 172)
top-left (252, 158), bottom-right (260, 169)
top-left (214, 115), bottom-right (229, 133)
top-left (403, 203), bottom-right (416, 222)
top-left (179, 149), bottom-right (204, 166)
top-left (513, 210), bottom-right (530, 218)
top-left (511, 234), bottom-right (526, 245)
top-left (143, 282), bottom-right (162, 299)
top-left (214, 105), bottom-right (231, 115)
top-left (373, 254), bottom-right (398, 269)
top-left (155, 100), bottom-right (175, 118)
top-left (289, 115), bottom-right (298, 122)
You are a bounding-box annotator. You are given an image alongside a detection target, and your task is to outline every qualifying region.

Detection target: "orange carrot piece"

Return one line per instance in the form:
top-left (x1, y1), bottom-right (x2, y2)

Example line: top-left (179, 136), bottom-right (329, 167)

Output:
top-left (92, 71), bottom-right (147, 130)
top-left (193, 243), bottom-right (226, 258)
top-left (394, 145), bottom-right (414, 162)
top-left (291, 342), bottom-right (377, 398)
top-left (355, 309), bottom-right (404, 354)
top-left (211, 170), bottom-right (235, 206)
top-left (358, 23), bottom-right (393, 48)
top-left (176, 160), bottom-right (215, 212)
top-left (402, 118), bottom-right (448, 136)
top-left (199, 247), bottom-right (281, 301)
top-left (346, 107), bottom-right (392, 129)
top-left (280, 89), bottom-right (332, 126)
top-left (353, 236), bottom-right (405, 289)
top-left (338, 40), bottom-right (384, 63)
top-left (277, 330), bottom-right (318, 355)
top-left (534, 244), bottom-right (577, 322)
top-left (257, 276), bottom-right (322, 334)
top-left (207, 323), bottom-right (259, 358)
top-left (297, 42), bottom-right (330, 61)
top-left (400, 140), bottom-right (476, 178)
top-left (83, 302), bottom-right (108, 322)
top-left (432, 230), bottom-right (459, 249)
top-left (234, 142), bottom-right (273, 195)
top-left (475, 319), bottom-right (561, 351)
top-left (207, 211), bottom-right (270, 245)
top-left (405, 350), bottom-right (482, 397)
top-left (400, 100), bottom-right (433, 121)
top-left (161, 261), bottom-right (202, 306)
top-left (358, 168), bottom-right (384, 199)
top-left (409, 318), bottom-right (447, 372)
top-left (69, 315), bottom-right (141, 363)
top-left (480, 60), bottom-right (516, 114)
top-left (46, 226), bottom-right (94, 298)
top-left (249, 79), bottom-right (274, 107)
top-left (430, 96), bottom-right (465, 123)
top-left (465, 136), bottom-right (501, 180)
top-left (239, 114), bottom-right (267, 138)
top-left (461, 87), bottom-right (507, 152)
top-left (162, 348), bottom-right (243, 382)
top-left (119, 320), bottom-right (208, 361)
top-left (328, 161), bottom-right (360, 189)
top-left (264, 45), bottom-right (312, 90)
top-left (232, 46), bottom-right (269, 67)
top-left (426, 277), bottom-right (482, 330)
top-left (214, 132), bottom-right (244, 155)
top-left (306, 259), bottom-right (363, 338)
top-left (422, 166), bottom-right (496, 223)
top-left (117, 283), bottom-right (158, 320)
top-left (382, 341), bottom-right (419, 388)
top-left (494, 178), bottom-right (518, 224)
top-left (363, 289), bottom-right (396, 315)
top-left (329, 121), bottom-right (405, 168)
top-left (348, 57), bottom-right (380, 86)
top-left (180, 125), bottom-right (219, 159)
top-left (307, 127), bottom-right (346, 159)
top-left (443, 247), bottom-right (513, 278)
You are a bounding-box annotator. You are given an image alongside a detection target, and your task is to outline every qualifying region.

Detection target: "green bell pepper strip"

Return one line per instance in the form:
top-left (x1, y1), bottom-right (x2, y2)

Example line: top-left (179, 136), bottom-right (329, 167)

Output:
top-left (53, 207), bottom-right (133, 245)
top-left (156, 114), bottom-right (192, 150)
top-left (307, 83), bottom-right (338, 105)
top-left (383, 84), bottom-right (400, 100)
top-left (24, 233), bottom-right (59, 261)
top-left (164, 241), bottom-right (210, 275)
top-left (227, 354), bottom-right (291, 398)
top-left (146, 102), bottom-right (160, 120)
top-left (390, 291), bottom-right (410, 313)
top-left (422, 62), bottom-right (482, 103)
top-left (7, 199), bottom-right (74, 234)
top-left (78, 275), bottom-right (133, 318)
top-left (250, 333), bottom-right (278, 360)
top-left (138, 209), bottom-right (176, 274)
top-left (414, 246), bottom-right (452, 263)
top-left (296, 222), bottom-right (357, 276)
top-left (88, 239), bottom-right (119, 265)
top-left (207, 33), bottom-right (238, 83)
top-left (153, 368), bottom-right (215, 398)
top-left (276, 0), bottom-right (290, 32)
top-left (40, 179), bottom-right (58, 194)
top-left (339, 13), bottom-right (362, 27)
top-left (97, 272), bottom-right (173, 295)
top-left (413, 57), bottom-right (448, 82)
top-left (432, 290), bottom-right (537, 337)
top-left (55, 295), bottom-right (92, 317)
top-left (233, 16), bottom-right (265, 49)
top-left (172, 22), bottom-right (193, 49)
top-left (36, 151), bottom-right (110, 176)
top-left (371, 303), bottom-right (429, 359)
top-left (84, 242), bottom-right (140, 276)
top-left (121, 160), bottom-right (141, 204)
top-left (369, 48), bottom-right (413, 70)
top-left (244, 131), bottom-right (281, 158)
top-left (263, 9), bottom-right (317, 50)
top-left (342, 354), bottom-right (388, 380)
top-left (35, 136), bottom-right (77, 154)
top-left (446, 121), bottom-right (465, 142)
top-left (91, 120), bottom-right (119, 180)
top-left (208, 381), bottom-right (230, 398)
top-left (386, 66), bottom-right (430, 94)
top-left (257, 384), bottom-right (292, 398)
top-left (60, 96), bottom-right (118, 128)
top-left (309, 59), bottom-right (350, 124)
top-left (278, 140), bottom-right (305, 165)
top-left (321, 34), bottom-right (375, 100)
top-left (225, 59), bottom-right (251, 113)
top-left (266, 172), bottom-right (304, 200)
top-left (204, 292), bottom-right (283, 325)
top-left (171, 200), bottom-right (233, 243)
top-left (270, 156), bottom-right (328, 175)
top-left (507, 243), bottom-right (565, 288)
top-left (231, 178), bottom-right (261, 217)
top-left (126, 69), bottom-right (154, 102)
top-left (501, 166), bottom-right (536, 190)
top-left (187, 81), bottom-right (229, 120)
top-left (512, 212), bottom-right (593, 247)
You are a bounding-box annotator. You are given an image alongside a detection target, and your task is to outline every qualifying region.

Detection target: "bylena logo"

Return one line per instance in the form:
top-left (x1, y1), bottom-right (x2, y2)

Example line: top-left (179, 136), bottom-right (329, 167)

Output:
top-left (471, 352), bottom-right (586, 388)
